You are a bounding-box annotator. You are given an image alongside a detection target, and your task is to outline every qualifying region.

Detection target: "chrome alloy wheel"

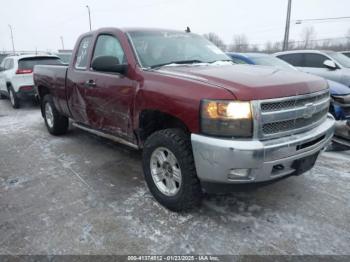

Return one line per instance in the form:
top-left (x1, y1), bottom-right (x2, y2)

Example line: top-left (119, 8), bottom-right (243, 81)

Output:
top-left (45, 102), bottom-right (54, 128)
top-left (150, 147), bottom-right (182, 196)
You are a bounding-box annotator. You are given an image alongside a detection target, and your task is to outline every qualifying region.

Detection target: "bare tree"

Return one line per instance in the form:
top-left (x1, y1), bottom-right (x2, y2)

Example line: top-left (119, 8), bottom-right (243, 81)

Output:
top-left (300, 26), bottom-right (316, 49)
top-left (203, 33), bottom-right (226, 51)
top-left (228, 34), bottom-right (249, 52)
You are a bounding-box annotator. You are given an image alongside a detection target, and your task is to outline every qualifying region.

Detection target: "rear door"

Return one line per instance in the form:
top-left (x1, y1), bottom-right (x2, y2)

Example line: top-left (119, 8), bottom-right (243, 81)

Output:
top-left (83, 34), bottom-right (135, 139)
top-left (0, 58), bottom-right (15, 93)
top-left (0, 59), bottom-right (9, 93)
top-left (66, 35), bottom-right (94, 124)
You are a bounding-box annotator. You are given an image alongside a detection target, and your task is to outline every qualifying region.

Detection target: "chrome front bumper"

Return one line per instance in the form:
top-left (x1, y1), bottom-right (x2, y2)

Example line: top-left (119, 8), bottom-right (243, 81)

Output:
top-left (191, 115), bottom-right (335, 184)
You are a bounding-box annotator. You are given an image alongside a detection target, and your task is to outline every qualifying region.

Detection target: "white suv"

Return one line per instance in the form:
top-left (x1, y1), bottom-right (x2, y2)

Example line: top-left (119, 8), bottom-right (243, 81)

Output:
top-left (0, 54), bottom-right (62, 108)
top-left (275, 50), bottom-right (350, 88)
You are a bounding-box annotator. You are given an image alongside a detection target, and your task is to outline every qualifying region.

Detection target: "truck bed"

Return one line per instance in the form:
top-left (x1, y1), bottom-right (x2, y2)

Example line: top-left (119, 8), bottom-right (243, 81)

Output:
top-left (34, 64), bottom-right (69, 116)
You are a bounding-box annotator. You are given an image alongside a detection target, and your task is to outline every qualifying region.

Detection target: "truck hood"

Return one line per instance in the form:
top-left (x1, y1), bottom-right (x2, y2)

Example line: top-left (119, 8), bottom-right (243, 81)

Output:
top-left (159, 64), bottom-right (328, 100)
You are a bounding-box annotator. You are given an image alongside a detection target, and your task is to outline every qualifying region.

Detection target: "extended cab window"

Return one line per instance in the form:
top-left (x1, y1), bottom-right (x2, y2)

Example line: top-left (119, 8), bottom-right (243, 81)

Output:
top-left (303, 53), bottom-right (328, 68)
top-left (75, 36), bottom-right (92, 69)
top-left (92, 35), bottom-right (126, 64)
top-left (278, 53), bottom-right (303, 67)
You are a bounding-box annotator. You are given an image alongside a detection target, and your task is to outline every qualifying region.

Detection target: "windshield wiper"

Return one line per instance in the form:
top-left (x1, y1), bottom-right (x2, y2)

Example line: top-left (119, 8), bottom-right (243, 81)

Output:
top-left (150, 60), bottom-right (205, 69)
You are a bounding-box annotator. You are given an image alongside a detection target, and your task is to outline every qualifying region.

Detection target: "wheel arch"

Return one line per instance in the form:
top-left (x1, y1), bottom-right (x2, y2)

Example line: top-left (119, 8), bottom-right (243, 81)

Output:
top-left (137, 110), bottom-right (190, 146)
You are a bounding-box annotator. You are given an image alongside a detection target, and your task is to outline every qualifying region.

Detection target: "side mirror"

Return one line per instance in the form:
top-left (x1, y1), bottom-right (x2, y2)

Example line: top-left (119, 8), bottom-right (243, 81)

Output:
top-left (323, 59), bottom-right (337, 70)
top-left (92, 56), bottom-right (128, 75)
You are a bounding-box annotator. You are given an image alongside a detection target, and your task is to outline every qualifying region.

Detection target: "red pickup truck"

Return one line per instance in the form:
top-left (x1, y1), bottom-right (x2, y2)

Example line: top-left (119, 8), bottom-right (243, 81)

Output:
top-left (34, 28), bottom-right (335, 211)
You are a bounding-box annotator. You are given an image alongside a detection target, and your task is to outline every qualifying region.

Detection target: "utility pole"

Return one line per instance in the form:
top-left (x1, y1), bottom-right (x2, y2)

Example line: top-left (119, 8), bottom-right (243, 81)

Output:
top-left (282, 0), bottom-right (292, 51)
top-left (86, 5), bottom-right (92, 31)
top-left (8, 24), bottom-right (15, 54)
top-left (60, 36), bottom-right (65, 50)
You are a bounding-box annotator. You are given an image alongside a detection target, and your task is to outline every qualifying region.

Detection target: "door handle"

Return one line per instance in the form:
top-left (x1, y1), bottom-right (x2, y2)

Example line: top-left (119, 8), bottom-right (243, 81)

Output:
top-left (84, 80), bottom-right (96, 88)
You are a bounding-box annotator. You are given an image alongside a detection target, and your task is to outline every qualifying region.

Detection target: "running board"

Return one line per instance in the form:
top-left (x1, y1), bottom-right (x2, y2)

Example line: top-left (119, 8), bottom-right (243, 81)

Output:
top-left (72, 122), bottom-right (139, 150)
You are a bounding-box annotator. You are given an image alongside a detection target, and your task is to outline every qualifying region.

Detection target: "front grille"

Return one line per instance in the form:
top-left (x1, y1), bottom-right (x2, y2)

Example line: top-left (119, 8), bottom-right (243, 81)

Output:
top-left (261, 91), bottom-right (329, 112)
top-left (257, 90), bottom-right (330, 138)
top-left (262, 107), bottom-right (328, 135)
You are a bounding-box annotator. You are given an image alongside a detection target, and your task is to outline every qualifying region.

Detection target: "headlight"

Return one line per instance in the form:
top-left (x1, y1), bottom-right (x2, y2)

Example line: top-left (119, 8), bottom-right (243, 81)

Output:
top-left (201, 100), bottom-right (253, 137)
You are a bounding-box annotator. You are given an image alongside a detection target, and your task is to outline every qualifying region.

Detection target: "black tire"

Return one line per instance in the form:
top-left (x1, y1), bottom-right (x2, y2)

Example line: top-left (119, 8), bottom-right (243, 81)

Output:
top-left (142, 128), bottom-right (202, 211)
top-left (8, 86), bottom-right (20, 109)
top-left (0, 92), bottom-right (6, 99)
top-left (42, 94), bottom-right (69, 135)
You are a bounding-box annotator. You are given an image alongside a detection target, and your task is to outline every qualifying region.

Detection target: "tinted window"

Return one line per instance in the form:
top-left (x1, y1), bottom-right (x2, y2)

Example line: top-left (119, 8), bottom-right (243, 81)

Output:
top-left (278, 53), bottom-right (303, 67)
top-left (18, 57), bottom-right (62, 70)
top-left (303, 53), bottom-right (328, 68)
top-left (75, 36), bottom-right (92, 69)
top-left (326, 52), bottom-right (350, 68)
top-left (4, 59), bottom-right (14, 70)
top-left (93, 35), bottom-right (126, 64)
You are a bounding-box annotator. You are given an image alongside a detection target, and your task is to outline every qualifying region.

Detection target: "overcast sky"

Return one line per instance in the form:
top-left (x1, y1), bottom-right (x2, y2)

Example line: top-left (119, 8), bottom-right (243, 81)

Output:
top-left (0, 0), bottom-right (349, 52)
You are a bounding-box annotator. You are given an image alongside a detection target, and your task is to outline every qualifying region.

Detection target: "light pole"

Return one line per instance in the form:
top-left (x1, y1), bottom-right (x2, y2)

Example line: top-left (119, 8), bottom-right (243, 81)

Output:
top-left (86, 5), bottom-right (92, 31)
top-left (60, 36), bottom-right (65, 50)
top-left (8, 24), bottom-right (15, 54)
top-left (282, 0), bottom-right (292, 51)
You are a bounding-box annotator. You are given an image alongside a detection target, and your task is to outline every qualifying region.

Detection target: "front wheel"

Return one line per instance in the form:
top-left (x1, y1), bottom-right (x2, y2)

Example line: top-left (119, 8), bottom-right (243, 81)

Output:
top-left (42, 95), bottom-right (69, 135)
top-left (142, 129), bottom-right (202, 211)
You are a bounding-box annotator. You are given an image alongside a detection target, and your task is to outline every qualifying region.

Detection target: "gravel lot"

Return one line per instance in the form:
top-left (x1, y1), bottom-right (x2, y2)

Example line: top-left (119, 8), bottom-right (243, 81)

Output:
top-left (0, 99), bottom-right (349, 255)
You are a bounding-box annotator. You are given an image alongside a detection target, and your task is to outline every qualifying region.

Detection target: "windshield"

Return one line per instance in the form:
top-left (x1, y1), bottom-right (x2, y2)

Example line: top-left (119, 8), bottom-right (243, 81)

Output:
top-left (128, 30), bottom-right (231, 68)
top-left (326, 52), bottom-right (350, 68)
top-left (250, 56), bottom-right (296, 70)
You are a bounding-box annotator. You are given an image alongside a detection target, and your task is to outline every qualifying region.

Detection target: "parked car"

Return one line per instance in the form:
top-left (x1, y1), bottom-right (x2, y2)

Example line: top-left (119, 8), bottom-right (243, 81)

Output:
top-left (55, 52), bottom-right (72, 65)
top-left (0, 54), bottom-right (62, 108)
top-left (341, 51), bottom-right (350, 58)
top-left (275, 50), bottom-right (350, 87)
top-left (34, 28), bottom-right (335, 211)
top-left (227, 52), bottom-right (296, 71)
top-left (227, 52), bottom-right (350, 120)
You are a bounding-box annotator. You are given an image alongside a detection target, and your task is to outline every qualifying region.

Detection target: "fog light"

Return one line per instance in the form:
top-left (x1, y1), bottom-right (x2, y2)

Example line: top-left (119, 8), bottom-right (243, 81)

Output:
top-left (228, 168), bottom-right (250, 180)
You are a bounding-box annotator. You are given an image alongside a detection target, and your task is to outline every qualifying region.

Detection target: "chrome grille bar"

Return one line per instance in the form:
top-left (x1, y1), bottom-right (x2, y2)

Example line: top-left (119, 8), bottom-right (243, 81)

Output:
top-left (253, 89), bottom-right (330, 140)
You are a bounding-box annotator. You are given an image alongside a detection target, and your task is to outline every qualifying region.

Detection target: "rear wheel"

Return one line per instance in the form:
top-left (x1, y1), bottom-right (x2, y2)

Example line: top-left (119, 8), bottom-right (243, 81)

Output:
top-left (143, 128), bottom-right (202, 211)
top-left (8, 86), bottom-right (19, 109)
top-left (0, 92), bottom-right (6, 99)
top-left (42, 95), bottom-right (68, 135)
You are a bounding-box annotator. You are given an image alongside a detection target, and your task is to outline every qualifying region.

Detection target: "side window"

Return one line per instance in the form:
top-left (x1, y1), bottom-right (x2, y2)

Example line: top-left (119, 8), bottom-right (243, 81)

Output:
top-left (7, 59), bottom-right (14, 69)
top-left (1, 59), bottom-right (8, 69)
top-left (75, 36), bottom-right (92, 69)
top-left (303, 53), bottom-right (328, 68)
top-left (92, 35), bottom-right (126, 65)
top-left (3, 59), bottom-right (13, 70)
top-left (278, 54), bottom-right (303, 67)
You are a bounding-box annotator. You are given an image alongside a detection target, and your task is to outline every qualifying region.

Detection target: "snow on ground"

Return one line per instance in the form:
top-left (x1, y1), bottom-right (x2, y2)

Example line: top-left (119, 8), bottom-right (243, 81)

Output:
top-left (0, 100), bottom-right (349, 255)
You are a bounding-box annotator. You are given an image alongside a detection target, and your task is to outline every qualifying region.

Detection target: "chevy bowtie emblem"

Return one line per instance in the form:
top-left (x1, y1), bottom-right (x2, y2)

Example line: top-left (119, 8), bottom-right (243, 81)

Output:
top-left (303, 103), bottom-right (316, 119)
